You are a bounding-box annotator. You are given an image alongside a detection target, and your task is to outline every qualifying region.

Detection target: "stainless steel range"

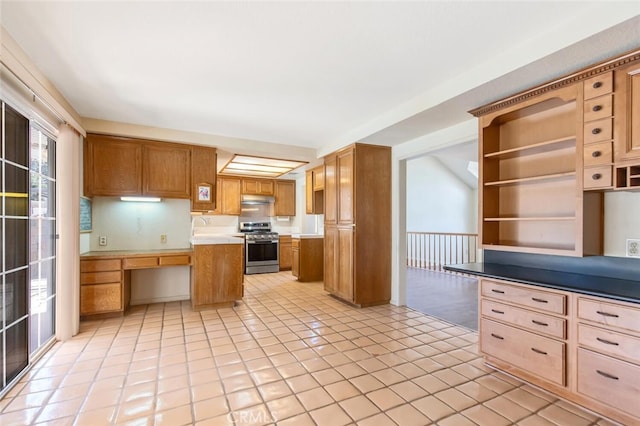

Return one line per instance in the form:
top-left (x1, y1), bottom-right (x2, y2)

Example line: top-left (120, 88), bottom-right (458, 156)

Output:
top-left (240, 221), bottom-right (279, 274)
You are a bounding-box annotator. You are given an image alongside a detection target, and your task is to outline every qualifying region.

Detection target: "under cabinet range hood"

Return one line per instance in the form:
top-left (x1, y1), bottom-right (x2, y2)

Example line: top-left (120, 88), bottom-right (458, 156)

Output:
top-left (241, 194), bottom-right (275, 205)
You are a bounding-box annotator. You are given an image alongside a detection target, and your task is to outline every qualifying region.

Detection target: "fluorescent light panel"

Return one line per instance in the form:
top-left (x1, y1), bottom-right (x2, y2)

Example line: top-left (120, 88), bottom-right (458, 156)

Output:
top-left (220, 154), bottom-right (307, 177)
top-left (120, 196), bottom-right (162, 202)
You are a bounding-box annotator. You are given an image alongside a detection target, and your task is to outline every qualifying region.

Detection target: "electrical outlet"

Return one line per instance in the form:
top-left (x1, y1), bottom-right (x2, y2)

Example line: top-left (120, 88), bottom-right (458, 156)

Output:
top-left (160, 234), bottom-right (167, 244)
top-left (98, 235), bottom-right (107, 246)
top-left (626, 239), bottom-right (640, 257)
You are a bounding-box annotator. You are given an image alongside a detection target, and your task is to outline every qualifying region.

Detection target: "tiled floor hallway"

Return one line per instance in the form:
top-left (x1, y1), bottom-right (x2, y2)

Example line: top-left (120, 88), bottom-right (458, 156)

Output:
top-left (0, 272), bottom-right (615, 425)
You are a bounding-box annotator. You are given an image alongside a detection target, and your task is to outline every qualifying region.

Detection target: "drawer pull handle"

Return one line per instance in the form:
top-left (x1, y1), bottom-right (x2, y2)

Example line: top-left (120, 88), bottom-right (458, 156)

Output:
top-left (491, 289), bottom-right (505, 294)
top-left (592, 81), bottom-right (603, 89)
top-left (490, 333), bottom-right (504, 340)
top-left (596, 370), bottom-right (619, 380)
top-left (531, 297), bottom-right (548, 304)
top-left (592, 105), bottom-right (602, 112)
top-left (591, 150), bottom-right (602, 158)
top-left (596, 310), bottom-right (619, 318)
top-left (592, 173), bottom-right (602, 180)
top-left (591, 127), bottom-right (602, 135)
top-left (531, 348), bottom-right (548, 355)
top-left (491, 309), bottom-right (504, 315)
top-left (531, 320), bottom-right (548, 327)
top-left (596, 337), bottom-right (619, 346)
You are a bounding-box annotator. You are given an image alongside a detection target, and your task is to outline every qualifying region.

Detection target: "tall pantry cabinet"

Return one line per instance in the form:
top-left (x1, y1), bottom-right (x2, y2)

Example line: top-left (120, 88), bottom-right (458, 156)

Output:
top-left (323, 143), bottom-right (391, 307)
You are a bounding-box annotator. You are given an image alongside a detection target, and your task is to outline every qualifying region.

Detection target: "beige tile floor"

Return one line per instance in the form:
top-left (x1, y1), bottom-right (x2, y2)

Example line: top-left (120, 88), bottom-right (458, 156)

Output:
top-left (0, 272), bottom-right (619, 425)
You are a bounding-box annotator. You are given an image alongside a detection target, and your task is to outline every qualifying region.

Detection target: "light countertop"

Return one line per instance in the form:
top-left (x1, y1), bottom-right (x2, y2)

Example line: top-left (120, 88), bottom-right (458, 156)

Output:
top-left (291, 234), bottom-right (324, 239)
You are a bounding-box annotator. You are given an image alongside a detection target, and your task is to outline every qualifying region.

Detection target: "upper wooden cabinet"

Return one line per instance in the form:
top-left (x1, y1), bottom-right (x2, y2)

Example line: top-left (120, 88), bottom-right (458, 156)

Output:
top-left (214, 176), bottom-right (241, 215)
top-left (614, 60), bottom-right (640, 165)
top-left (242, 178), bottom-right (274, 195)
top-left (143, 142), bottom-right (191, 198)
top-left (274, 180), bottom-right (296, 216)
top-left (305, 166), bottom-right (324, 214)
top-left (191, 146), bottom-right (217, 212)
top-left (84, 134), bottom-right (142, 196)
top-left (324, 143), bottom-right (391, 307)
top-left (84, 134), bottom-right (217, 204)
top-left (476, 84), bottom-right (603, 257)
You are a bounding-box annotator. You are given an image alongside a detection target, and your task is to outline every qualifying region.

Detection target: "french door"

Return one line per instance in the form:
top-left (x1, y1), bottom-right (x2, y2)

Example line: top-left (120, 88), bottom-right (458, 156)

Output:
top-left (1, 100), bottom-right (57, 394)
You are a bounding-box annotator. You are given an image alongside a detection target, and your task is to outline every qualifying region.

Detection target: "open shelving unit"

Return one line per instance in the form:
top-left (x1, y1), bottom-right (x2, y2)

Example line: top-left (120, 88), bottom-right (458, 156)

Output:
top-left (479, 85), bottom-right (603, 256)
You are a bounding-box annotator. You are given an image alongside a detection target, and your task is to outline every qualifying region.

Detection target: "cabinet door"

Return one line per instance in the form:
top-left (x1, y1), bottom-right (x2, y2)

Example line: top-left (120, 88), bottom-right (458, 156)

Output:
top-left (242, 179), bottom-right (275, 195)
top-left (143, 143), bottom-right (191, 198)
top-left (324, 226), bottom-right (338, 293)
top-left (313, 166), bottom-right (324, 190)
top-left (614, 62), bottom-right (640, 163)
top-left (324, 155), bottom-right (337, 224)
top-left (279, 236), bottom-right (292, 270)
top-left (215, 177), bottom-right (241, 215)
top-left (337, 149), bottom-right (354, 224)
top-left (275, 180), bottom-right (295, 216)
top-left (305, 170), bottom-right (314, 214)
top-left (85, 135), bottom-right (142, 196)
top-left (292, 247), bottom-right (300, 277)
top-left (337, 226), bottom-right (354, 301)
top-left (191, 146), bottom-right (217, 211)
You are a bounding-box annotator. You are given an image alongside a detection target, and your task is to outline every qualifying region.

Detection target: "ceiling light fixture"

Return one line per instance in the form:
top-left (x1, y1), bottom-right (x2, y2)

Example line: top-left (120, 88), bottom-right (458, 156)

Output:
top-left (219, 154), bottom-right (307, 178)
top-left (120, 196), bottom-right (162, 202)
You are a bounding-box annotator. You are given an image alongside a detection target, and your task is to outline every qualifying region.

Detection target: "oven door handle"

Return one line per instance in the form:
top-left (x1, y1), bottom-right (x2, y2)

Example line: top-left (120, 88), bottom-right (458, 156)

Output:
top-left (246, 240), bottom-right (278, 244)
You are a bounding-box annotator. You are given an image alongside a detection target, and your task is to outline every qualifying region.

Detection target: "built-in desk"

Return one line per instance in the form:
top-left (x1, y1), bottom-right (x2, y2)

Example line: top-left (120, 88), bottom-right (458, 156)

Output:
top-left (80, 249), bottom-right (193, 318)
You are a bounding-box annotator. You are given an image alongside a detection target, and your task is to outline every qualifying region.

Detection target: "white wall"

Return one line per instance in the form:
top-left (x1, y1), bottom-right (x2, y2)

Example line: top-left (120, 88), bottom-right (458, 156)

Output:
top-left (406, 156), bottom-right (476, 233)
top-left (604, 191), bottom-right (640, 257)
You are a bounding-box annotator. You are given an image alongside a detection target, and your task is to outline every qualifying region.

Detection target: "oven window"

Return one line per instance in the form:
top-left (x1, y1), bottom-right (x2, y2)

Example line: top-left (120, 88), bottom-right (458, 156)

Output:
top-left (246, 243), bottom-right (278, 262)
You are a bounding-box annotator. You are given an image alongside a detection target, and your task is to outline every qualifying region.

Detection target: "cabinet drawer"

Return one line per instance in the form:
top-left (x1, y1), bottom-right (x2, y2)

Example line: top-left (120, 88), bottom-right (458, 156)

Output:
top-left (584, 72), bottom-right (613, 100)
top-left (80, 271), bottom-right (121, 285)
top-left (123, 257), bottom-right (159, 269)
top-left (481, 299), bottom-right (566, 339)
top-left (583, 118), bottom-right (612, 144)
top-left (159, 255), bottom-right (191, 266)
top-left (578, 323), bottom-right (640, 363)
top-left (80, 259), bottom-right (121, 272)
top-left (481, 280), bottom-right (566, 315)
top-left (583, 166), bottom-right (612, 189)
top-left (481, 319), bottom-right (565, 386)
top-left (583, 142), bottom-right (612, 167)
top-left (577, 348), bottom-right (640, 419)
top-left (80, 283), bottom-right (122, 315)
top-left (292, 238), bottom-right (300, 248)
top-left (578, 298), bottom-right (640, 333)
top-left (584, 94), bottom-right (613, 122)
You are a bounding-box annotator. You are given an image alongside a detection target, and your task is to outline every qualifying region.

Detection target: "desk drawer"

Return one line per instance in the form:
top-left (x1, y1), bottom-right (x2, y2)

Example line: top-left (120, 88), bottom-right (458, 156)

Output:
top-left (481, 319), bottom-right (565, 386)
top-left (80, 259), bottom-right (121, 272)
top-left (577, 348), bottom-right (640, 419)
top-left (578, 298), bottom-right (640, 334)
top-left (123, 257), bottom-right (159, 269)
top-left (81, 271), bottom-right (121, 285)
top-left (481, 299), bottom-right (566, 339)
top-left (159, 255), bottom-right (191, 266)
top-left (481, 280), bottom-right (566, 315)
top-left (80, 283), bottom-right (122, 315)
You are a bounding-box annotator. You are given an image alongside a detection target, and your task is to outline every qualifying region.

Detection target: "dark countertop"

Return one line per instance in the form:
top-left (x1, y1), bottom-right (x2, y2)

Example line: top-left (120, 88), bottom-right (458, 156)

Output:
top-left (445, 262), bottom-right (640, 304)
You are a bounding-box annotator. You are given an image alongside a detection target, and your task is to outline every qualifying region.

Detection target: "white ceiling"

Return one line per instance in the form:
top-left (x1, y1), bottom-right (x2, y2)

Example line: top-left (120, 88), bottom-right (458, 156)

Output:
top-left (1, 2), bottom-right (639, 160)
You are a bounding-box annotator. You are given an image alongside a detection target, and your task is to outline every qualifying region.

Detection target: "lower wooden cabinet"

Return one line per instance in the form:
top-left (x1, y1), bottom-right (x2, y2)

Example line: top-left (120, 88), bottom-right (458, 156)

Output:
top-left (191, 244), bottom-right (243, 310)
top-left (279, 235), bottom-right (292, 271)
top-left (80, 258), bottom-right (129, 317)
top-left (291, 237), bottom-right (323, 282)
top-left (480, 279), bottom-right (640, 425)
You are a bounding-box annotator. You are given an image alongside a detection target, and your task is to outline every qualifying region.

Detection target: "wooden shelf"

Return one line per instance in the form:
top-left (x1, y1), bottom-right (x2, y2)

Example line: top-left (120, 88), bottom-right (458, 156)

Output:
top-left (485, 171), bottom-right (576, 187)
top-left (484, 216), bottom-right (575, 222)
top-left (485, 136), bottom-right (575, 159)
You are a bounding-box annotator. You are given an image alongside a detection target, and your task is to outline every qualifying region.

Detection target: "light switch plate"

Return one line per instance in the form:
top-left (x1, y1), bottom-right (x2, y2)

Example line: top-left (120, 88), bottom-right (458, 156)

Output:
top-left (626, 239), bottom-right (640, 257)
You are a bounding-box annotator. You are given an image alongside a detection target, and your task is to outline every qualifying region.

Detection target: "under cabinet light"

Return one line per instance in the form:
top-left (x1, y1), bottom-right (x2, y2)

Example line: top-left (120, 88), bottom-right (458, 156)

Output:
top-left (120, 197), bottom-right (162, 203)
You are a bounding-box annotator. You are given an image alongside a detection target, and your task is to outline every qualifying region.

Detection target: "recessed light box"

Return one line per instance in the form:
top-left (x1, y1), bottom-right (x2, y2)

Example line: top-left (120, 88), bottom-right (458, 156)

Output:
top-left (219, 154), bottom-right (307, 178)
